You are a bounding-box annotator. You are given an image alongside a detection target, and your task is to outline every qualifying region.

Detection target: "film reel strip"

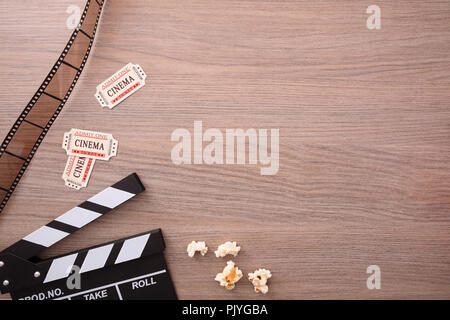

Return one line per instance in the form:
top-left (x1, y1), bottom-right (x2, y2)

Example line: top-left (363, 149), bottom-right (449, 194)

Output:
top-left (0, 0), bottom-right (106, 213)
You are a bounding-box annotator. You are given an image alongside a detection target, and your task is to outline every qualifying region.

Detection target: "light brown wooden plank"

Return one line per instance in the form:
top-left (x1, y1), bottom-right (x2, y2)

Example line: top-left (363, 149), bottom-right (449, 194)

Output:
top-left (0, 0), bottom-right (449, 299)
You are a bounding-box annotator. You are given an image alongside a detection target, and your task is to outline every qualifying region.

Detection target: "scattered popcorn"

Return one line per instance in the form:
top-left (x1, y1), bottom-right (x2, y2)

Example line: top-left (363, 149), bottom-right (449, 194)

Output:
top-left (214, 241), bottom-right (241, 258)
top-left (215, 261), bottom-right (243, 290)
top-left (187, 241), bottom-right (208, 257)
top-left (248, 268), bottom-right (272, 294)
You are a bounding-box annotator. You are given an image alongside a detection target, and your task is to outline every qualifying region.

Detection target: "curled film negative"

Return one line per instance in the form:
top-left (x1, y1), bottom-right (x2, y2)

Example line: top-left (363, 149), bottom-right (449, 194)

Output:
top-left (0, 0), bottom-right (106, 213)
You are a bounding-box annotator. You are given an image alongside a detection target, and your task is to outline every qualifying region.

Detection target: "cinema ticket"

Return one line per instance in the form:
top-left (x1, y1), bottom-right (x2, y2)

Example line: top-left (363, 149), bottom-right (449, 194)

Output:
top-left (95, 63), bottom-right (147, 109)
top-left (62, 155), bottom-right (95, 190)
top-left (62, 128), bottom-right (118, 161)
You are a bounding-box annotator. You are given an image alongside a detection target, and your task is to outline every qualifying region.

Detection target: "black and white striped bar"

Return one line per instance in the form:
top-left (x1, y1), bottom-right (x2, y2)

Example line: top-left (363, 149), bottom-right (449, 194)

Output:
top-left (10, 229), bottom-right (176, 300)
top-left (3, 173), bottom-right (145, 260)
top-left (40, 230), bottom-right (163, 284)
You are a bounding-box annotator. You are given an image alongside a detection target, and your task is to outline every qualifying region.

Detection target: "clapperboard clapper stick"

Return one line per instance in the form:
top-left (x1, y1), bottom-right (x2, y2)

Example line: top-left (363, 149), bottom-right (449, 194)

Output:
top-left (0, 173), bottom-right (178, 300)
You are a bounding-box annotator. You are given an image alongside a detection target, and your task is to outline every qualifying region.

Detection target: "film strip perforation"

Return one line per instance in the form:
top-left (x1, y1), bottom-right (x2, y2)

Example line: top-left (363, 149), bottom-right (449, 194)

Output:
top-left (0, 0), bottom-right (105, 212)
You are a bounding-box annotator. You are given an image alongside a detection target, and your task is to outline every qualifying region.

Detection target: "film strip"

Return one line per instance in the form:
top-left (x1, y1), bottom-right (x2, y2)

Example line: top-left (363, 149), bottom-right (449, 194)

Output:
top-left (0, 0), bottom-right (106, 213)
top-left (0, 173), bottom-right (178, 300)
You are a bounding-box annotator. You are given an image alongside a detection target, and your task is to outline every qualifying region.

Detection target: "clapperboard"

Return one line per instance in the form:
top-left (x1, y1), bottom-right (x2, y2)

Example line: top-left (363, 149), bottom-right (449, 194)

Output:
top-left (0, 173), bottom-right (177, 300)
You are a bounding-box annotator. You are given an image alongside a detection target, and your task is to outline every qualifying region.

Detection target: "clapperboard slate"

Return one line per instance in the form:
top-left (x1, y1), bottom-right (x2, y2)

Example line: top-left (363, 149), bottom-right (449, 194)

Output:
top-left (0, 173), bottom-right (177, 300)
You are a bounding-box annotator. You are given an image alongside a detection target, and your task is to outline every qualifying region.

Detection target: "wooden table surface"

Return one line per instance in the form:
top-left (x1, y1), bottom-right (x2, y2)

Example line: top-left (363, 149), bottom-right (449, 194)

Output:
top-left (0, 0), bottom-right (449, 299)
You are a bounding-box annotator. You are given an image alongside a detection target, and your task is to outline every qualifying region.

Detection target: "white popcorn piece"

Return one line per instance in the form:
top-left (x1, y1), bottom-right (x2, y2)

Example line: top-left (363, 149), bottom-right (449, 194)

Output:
top-left (214, 241), bottom-right (241, 258)
top-left (187, 241), bottom-right (208, 257)
top-left (215, 261), bottom-right (243, 290)
top-left (248, 268), bottom-right (272, 294)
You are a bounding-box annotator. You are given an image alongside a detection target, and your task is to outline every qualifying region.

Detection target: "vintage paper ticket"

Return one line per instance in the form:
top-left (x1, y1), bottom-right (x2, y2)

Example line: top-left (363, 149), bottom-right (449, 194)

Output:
top-left (95, 63), bottom-right (147, 109)
top-left (62, 128), bottom-right (118, 160)
top-left (62, 155), bottom-right (95, 190)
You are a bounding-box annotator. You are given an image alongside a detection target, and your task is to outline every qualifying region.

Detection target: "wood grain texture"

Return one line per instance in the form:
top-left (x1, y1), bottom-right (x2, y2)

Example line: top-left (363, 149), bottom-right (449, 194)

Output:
top-left (0, 0), bottom-right (449, 299)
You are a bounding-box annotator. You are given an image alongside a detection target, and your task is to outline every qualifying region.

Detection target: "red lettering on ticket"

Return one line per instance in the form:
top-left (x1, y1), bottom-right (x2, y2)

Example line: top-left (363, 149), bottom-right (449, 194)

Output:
top-left (95, 63), bottom-right (147, 109)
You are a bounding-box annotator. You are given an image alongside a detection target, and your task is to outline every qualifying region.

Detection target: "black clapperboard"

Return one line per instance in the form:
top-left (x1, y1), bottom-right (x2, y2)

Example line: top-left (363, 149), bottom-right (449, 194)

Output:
top-left (0, 173), bottom-right (177, 300)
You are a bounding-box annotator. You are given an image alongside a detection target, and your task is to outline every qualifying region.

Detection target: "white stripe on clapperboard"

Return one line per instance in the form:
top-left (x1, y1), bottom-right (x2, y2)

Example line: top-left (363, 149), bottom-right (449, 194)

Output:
top-left (80, 243), bottom-right (114, 273)
top-left (44, 233), bottom-right (151, 283)
top-left (44, 254), bottom-right (78, 283)
top-left (54, 269), bottom-right (167, 300)
top-left (88, 187), bottom-right (135, 209)
top-left (55, 207), bottom-right (102, 228)
top-left (22, 187), bottom-right (135, 248)
top-left (23, 226), bottom-right (69, 248)
top-left (115, 234), bottom-right (150, 264)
